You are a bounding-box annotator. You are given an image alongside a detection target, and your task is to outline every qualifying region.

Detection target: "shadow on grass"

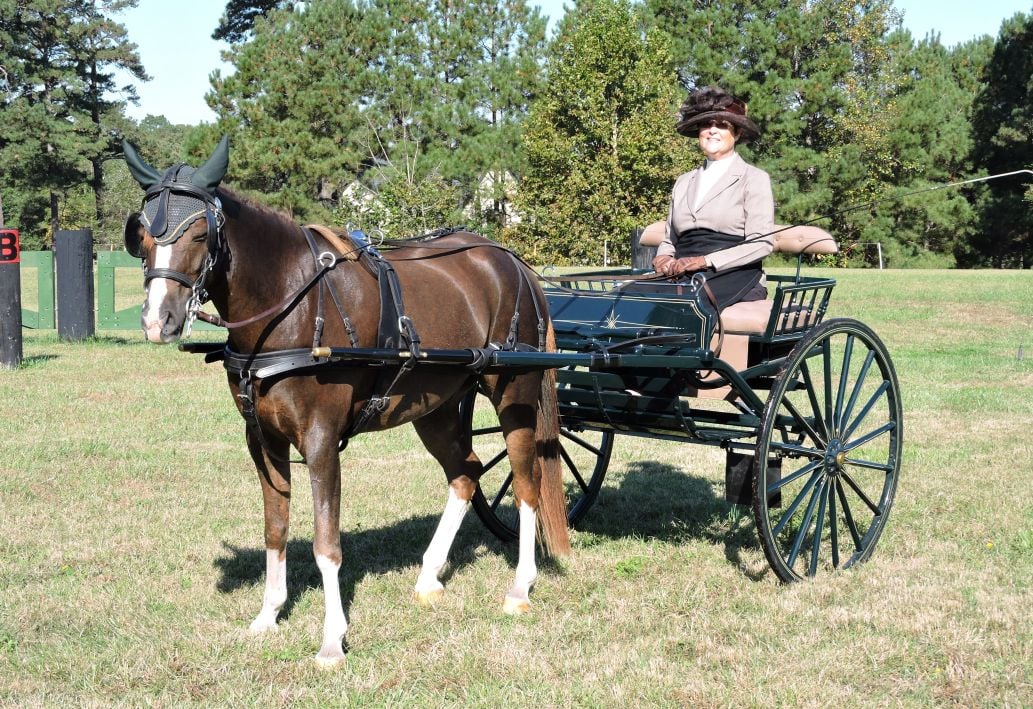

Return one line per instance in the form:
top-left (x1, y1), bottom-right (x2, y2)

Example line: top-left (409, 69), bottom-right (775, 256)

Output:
top-left (575, 460), bottom-right (762, 576)
top-left (17, 353), bottom-right (59, 368)
top-left (213, 461), bottom-right (765, 620)
top-left (213, 512), bottom-right (542, 622)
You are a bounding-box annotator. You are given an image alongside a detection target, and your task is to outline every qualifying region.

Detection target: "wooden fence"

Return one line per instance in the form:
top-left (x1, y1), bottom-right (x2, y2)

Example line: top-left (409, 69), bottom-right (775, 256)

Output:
top-left (19, 250), bottom-right (223, 332)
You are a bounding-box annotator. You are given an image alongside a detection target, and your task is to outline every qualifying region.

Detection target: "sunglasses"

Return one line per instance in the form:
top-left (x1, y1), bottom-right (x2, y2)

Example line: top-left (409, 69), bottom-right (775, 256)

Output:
top-left (700, 119), bottom-right (735, 131)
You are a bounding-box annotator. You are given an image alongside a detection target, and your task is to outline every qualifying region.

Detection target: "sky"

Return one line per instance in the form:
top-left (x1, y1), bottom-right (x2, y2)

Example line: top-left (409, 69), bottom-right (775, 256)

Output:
top-left (115, 0), bottom-right (1032, 126)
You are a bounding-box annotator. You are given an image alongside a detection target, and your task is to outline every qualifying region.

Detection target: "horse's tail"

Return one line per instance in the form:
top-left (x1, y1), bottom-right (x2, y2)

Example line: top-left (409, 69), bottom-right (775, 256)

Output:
top-left (536, 320), bottom-right (572, 557)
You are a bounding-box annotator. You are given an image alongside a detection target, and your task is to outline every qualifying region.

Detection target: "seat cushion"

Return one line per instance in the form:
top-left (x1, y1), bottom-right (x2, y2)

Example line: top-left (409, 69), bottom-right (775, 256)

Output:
top-left (720, 298), bottom-right (773, 335)
top-left (772, 225), bottom-right (838, 255)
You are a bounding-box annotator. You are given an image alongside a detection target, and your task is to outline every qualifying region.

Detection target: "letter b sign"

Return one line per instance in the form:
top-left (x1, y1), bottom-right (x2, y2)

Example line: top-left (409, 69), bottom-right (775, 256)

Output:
top-left (0, 229), bottom-right (18, 264)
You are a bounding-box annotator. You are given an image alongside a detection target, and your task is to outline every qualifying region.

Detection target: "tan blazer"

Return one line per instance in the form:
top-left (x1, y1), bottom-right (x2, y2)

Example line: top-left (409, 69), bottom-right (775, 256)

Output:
top-left (657, 152), bottom-right (775, 271)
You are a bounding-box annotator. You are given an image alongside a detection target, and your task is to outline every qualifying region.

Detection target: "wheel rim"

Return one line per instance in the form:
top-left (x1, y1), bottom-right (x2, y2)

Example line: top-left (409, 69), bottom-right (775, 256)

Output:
top-left (462, 390), bottom-right (613, 542)
top-left (755, 319), bottom-right (902, 581)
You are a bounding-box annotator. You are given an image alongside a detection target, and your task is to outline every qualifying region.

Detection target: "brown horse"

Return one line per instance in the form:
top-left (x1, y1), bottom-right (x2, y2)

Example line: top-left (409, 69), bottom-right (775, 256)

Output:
top-left (121, 138), bottom-right (569, 665)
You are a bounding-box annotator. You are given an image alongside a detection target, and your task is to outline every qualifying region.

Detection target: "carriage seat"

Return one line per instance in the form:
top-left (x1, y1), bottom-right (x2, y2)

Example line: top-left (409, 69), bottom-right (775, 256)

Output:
top-left (638, 221), bottom-right (837, 335)
top-left (723, 225), bottom-right (838, 334)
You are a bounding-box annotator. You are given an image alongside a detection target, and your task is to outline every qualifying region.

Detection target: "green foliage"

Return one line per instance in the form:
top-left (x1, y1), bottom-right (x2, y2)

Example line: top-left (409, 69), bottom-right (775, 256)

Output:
top-left (643, 0), bottom-right (996, 268)
top-left (332, 140), bottom-right (465, 239)
top-left (0, 0), bottom-right (1028, 268)
top-left (966, 11), bottom-right (1033, 268)
top-left (212, 0), bottom-right (293, 43)
top-left (0, 0), bottom-right (145, 245)
top-left (507, 0), bottom-right (690, 266)
top-left (205, 0), bottom-right (546, 227)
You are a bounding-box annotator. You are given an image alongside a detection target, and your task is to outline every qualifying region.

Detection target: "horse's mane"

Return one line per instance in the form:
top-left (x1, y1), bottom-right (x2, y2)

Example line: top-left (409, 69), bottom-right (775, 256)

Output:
top-left (216, 185), bottom-right (300, 233)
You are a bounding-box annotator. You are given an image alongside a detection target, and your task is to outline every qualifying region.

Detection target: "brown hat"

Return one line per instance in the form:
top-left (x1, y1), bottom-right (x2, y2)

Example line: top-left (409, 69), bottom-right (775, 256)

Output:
top-left (675, 86), bottom-right (760, 143)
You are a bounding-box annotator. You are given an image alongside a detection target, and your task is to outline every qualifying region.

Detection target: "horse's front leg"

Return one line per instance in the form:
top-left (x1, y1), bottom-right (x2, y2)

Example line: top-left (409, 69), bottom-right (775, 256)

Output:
top-left (246, 429), bottom-right (291, 634)
top-left (303, 431), bottom-right (348, 666)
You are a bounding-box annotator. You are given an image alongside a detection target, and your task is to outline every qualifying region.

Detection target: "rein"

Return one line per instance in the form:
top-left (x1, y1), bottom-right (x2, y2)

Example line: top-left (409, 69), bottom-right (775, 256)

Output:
top-left (195, 250), bottom-right (347, 330)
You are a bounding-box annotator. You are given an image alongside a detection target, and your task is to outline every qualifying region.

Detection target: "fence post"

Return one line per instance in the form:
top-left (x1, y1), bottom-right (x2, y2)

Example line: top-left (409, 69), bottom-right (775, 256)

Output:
top-left (54, 229), bottom-right (95, 341)
top-left (0, 227), bottom-right (22, 368)
top-left (631, 227), bottom-right (656, 271)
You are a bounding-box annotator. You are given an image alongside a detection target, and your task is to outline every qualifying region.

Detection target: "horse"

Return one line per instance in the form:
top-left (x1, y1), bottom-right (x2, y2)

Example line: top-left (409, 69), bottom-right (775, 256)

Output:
top-left (121, 137), bottom-right (570, 666)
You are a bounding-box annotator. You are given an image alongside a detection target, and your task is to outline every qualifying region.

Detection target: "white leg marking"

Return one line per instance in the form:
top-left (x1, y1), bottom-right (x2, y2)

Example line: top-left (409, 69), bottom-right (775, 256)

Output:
top-left (143, 245), bottom-right (171, 342)
top-left (315, 553), bottom-right (348, 666)
top-left (414, 487), bottom-right (470, 603)
top-left (504, 502), bottom-right (538, 615)
top-left (249, 548), bottom-right (287, 634)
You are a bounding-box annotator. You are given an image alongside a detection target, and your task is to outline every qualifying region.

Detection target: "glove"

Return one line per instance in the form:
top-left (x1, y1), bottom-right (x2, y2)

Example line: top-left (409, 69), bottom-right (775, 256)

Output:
top-left (672, 256), bottom-right (708, 275)
top-left (652, 254), bottom-right (676, 276)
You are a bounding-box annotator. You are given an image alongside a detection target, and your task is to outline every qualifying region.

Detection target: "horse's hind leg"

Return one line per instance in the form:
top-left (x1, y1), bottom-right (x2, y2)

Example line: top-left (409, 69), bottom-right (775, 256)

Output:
top-left (410, 395), bottom-right (482, 605)
top-left (485, 372), bottom-right (545, 614)
top-left (246, 431), bottom-right (292, 634)
top-left (421, 375), bottom-right (543, 614)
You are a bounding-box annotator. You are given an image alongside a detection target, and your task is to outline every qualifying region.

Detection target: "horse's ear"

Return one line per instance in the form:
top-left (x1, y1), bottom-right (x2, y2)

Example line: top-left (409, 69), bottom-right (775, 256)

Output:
top-left (191, 135), bottom-right (230, 193)
top-left (123, 140), bottom-right (161, 189)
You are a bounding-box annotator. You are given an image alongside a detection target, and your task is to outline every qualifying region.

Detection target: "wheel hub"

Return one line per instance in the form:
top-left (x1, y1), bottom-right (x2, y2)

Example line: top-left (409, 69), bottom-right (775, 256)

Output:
top-left (824, 439), bottom-right (845, 475)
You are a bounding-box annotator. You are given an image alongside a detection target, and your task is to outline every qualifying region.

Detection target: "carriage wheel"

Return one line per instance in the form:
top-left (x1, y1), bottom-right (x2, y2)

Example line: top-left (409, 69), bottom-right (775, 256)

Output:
top-left (754, 318), bottom-right (902, 582)
top-left (460, 389), bottom-right (613, 542)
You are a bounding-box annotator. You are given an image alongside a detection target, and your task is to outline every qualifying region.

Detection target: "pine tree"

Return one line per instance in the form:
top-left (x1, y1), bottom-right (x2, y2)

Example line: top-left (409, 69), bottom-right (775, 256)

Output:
top-left (0, 0), bottom-right (144, 242)
top-left (967, 11), bottom-right (1033, 268)
top-left (868, 33), bottom-right (990, 267)
top-left (508, 0), bottom-right (690, 266)
top-left (213, 0), bottom-right (294, 43)
top-left (205, 0), bottom-right (547, 228)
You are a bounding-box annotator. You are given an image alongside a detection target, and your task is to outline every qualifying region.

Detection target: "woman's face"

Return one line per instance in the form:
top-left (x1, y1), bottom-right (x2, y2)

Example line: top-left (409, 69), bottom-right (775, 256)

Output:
top-left (697, 119), bottom-right (738, 161)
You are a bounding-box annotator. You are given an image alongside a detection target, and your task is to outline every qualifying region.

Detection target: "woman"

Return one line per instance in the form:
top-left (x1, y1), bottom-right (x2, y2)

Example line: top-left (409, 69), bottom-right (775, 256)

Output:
top-left (652, 86), bottom-right (774, 308)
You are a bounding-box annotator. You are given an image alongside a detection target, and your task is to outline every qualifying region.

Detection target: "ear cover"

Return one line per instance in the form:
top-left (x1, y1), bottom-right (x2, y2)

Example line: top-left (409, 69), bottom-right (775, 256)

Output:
top-left (122, 140), bottom-right (162, 188)
top-left (191, 135), bottom-right (230, 193)
top-left (123, 212), bottom-right (146, 258)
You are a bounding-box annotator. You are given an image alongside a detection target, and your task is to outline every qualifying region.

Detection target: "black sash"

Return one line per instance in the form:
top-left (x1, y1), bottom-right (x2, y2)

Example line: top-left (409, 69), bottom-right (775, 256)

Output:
top-left (675, 228), bottom-right (764, 309)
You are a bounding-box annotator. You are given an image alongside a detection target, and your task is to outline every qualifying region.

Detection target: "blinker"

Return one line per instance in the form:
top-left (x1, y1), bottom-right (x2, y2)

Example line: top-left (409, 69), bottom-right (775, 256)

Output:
top-left (123, 213), bottom-right (146, 258)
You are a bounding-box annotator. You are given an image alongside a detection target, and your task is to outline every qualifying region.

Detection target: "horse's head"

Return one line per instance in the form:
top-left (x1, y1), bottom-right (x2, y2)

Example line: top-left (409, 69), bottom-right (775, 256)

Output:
top-left (123, 136), bottom-right (229, 343)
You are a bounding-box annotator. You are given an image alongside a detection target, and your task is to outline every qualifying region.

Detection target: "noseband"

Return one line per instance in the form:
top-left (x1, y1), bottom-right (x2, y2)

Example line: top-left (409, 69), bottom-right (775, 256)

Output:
top-left (125, 165), bottom-right (226, 336)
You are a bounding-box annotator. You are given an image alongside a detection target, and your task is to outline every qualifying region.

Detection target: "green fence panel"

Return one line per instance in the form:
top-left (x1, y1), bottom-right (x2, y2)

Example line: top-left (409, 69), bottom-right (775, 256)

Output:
top-left (96, 250), bottom-right (142, 329)
top-left (19, 251), bottom-right (55, 329)
top-left (95, 250), bottom-right (224, 331)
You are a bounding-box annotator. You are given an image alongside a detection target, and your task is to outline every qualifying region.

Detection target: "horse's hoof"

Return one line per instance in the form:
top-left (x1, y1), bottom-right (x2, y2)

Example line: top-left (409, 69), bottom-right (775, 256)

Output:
top-left (248, 618), bottom-right (278, 635)
top-left (502, 595), bottom-right (531, 615)
top-left (315, 645), bottom-right (346, 668)
top-left (414, 587), bottom-right (444, 607)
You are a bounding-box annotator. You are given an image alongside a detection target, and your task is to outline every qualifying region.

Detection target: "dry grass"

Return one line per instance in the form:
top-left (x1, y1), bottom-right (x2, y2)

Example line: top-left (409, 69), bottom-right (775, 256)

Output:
top-left (1, 269), bottom-right (1031, 706)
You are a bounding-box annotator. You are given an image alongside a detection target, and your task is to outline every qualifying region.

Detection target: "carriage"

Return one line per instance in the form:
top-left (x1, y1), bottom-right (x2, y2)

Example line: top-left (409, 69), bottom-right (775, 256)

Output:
top-left (460, 226), bottom-right (902, 583)
top-left (122, 138), bottom-right (901, 663)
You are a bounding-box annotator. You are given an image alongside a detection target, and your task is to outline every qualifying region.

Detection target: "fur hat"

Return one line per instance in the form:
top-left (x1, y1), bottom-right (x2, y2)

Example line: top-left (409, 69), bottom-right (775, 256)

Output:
top-left (676, 86), bottom-right (760, 142)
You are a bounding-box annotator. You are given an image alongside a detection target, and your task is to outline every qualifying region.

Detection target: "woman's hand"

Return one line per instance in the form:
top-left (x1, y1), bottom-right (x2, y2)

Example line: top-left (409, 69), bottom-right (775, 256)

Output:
top-left (652, 254), bottom-right (676, 276)
top-left (673, 256), bottom-right (708, 274)
top-left (653, 254), bottom-right (707, 276)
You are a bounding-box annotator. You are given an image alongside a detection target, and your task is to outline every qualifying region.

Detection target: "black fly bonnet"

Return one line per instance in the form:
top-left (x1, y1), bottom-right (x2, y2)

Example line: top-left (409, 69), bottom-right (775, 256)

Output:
top-left (138, 164), bottom-right (217, 248)
top-left (122, 137), bottom-right (229, 288)
top-left (122, 137), bottom-right (230, 334)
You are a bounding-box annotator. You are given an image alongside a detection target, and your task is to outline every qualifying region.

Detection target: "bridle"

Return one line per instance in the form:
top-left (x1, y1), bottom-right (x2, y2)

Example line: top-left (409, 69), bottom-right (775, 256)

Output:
top-left (124, 165), bottom-right (226, 336)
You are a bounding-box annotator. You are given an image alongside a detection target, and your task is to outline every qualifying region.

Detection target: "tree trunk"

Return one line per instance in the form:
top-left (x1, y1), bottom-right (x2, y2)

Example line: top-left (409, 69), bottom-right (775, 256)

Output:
top-left (50, 191), bottom-right (59, 239)
top-left (92, 157), bottom-right (104, 226)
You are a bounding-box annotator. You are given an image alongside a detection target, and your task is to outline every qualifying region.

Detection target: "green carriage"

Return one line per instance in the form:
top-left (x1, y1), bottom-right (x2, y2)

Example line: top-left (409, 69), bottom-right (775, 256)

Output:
top-left (465, 229), bottom-right (902, 582)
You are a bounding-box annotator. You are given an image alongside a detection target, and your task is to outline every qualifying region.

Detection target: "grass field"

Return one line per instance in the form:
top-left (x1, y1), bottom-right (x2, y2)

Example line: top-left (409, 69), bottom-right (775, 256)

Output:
top-left (1, 269), bottom-right (1031, 706)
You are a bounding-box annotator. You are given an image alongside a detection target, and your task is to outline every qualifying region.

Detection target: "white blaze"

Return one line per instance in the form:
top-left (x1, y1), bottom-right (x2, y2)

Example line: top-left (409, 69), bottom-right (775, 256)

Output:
top-left (142, 245), bottom-right (172, 341)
